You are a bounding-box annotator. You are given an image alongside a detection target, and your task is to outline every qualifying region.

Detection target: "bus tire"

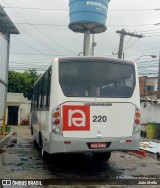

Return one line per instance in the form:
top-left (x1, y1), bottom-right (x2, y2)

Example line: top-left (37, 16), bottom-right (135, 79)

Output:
top-left (39, 132), bottom-right (42, 147)
top-left (41, 149), bottom-right (50, 161)
top-left (33, 139), bottom-right (38, 148)
top-left (93, 152), bottom-right (111, 161)
top-left (30, 125), bottom-right (33, 135)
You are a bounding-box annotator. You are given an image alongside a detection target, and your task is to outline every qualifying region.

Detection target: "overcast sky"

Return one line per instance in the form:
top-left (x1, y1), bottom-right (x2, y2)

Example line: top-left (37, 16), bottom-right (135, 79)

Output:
top-left (1, 0), bottom-right (160, 76)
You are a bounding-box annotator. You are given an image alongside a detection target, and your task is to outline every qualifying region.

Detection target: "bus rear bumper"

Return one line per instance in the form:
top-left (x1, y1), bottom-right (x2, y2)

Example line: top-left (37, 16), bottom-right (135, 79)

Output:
top-left (48, 132), bottom-right (140, 154)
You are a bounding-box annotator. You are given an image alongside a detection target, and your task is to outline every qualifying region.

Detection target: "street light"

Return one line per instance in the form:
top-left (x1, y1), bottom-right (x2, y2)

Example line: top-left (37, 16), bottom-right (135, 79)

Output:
top-left (133, 55), bottom-right (157, 62)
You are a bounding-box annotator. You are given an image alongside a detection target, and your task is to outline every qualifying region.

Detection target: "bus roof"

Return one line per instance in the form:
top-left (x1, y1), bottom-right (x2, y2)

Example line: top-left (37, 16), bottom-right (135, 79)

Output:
top-left (57, 56), bottom-right (134, 65)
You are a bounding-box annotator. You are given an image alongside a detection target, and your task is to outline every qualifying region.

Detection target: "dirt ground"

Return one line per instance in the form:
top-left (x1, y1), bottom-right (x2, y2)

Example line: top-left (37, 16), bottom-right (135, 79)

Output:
top-left (0, 125), bottom-right (160, 188)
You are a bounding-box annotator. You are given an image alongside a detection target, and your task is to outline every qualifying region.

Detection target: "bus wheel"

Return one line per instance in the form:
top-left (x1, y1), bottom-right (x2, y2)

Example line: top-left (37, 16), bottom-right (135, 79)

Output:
top-left (93, 152), bottom-right (111, 161)
top-left (30, 125), bottom-right (33, 135)
top-left (41, 149), bottom-right (50, 161)
top-left (33, 139), bottom-right (38, 148)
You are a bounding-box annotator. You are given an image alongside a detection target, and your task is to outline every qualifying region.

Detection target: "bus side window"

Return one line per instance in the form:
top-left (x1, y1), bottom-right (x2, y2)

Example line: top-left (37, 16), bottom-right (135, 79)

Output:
top-left (32, 66), bottom-right (51, 110)
top-left (46, 69), bottom-right (51, 108)
top-left (41, 68), bottom-right (51, 109)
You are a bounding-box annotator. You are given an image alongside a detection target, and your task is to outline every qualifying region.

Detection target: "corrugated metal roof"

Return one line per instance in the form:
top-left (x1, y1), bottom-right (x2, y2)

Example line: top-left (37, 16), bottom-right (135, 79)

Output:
top-left (0, 5), bottom-right (19, 34)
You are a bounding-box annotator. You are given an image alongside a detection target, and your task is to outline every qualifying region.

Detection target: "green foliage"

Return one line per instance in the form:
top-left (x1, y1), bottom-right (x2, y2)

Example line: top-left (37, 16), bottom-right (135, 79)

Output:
top-left (8, 69), bottom-right (40, 99)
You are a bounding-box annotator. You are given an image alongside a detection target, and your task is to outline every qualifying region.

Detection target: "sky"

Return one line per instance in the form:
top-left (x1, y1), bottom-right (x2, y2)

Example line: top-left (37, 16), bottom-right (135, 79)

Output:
top-left (0, 0), bottom-right (160, 76)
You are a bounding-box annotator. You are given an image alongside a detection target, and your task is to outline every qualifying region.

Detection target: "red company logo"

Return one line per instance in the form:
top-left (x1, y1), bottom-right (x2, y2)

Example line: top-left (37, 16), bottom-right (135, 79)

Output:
top-left (62, 105), bottom-right (90, 131)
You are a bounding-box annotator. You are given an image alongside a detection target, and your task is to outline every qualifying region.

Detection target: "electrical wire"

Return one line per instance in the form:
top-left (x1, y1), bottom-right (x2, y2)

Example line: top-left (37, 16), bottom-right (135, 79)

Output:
top-left (10, 52), bottom-right (61, 56)
top-left (1, 0), bottom-right (76, 55)
top-left (10, 59), bottom-right (52, 62)
top-left (137, 29), bottom-right (160, 33)
top-left (3, 6), bottom-right (158, 11)
top-left (124, 38), bottom-right (140, 50)
top-left (14, 23), bottom-right (155, 27)
top-left (14, 23), bottom-right (67, 26)
top-left (16, 25), bottom-right (62, 55)
top-left (4, 7), bottom-right (68, 11)
top-left (145, 35), bottom-right (160, 37)
top-left (13, 36), bottom-right (52, 59)
top-left (123, 36), bottom-right (132, 48)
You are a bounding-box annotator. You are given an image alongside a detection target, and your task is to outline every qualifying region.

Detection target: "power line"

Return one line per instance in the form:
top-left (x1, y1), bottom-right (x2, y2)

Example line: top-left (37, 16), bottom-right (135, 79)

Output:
top-left (4, 6), bottom-right (158, 11)
top-left (14, 22), bottom-right (155, 27)
top-left (124, 38), bottom-right (140, 51)
top-left (10, 52), bottom-right (62, 56)
top-left (10, 59), bottom-right (51, 62)
top-left (109, 9), bottom-right (158, 11)
top-left (16, 25), bottom-right (61, 55)
top-left (108, 24), bottom-right (154, 27)
top-left (123, 36), bottom-right (132, 48)
top-left (145, 35), bottom-right (160, 37)
top-left (15, 23), bottom-right (67, 26)
top-left (4, 7), bottom-right (68, 11)
top-left (2, 0), bottom-right (76, 55)
top-left (13, 36), bottom-right (52, 59)
top-left (137, 29), bottom-right (160, 33)
top-left (143, 32), bottom-right (160, 35)
top-left (10, 62), bottom-right (50, 65)
top-left (9, 67), bottom-right (47, 71)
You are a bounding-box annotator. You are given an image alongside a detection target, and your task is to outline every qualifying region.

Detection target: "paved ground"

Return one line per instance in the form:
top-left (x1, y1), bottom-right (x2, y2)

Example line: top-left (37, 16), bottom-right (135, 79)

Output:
top-left (0, 125), bottom-right (160, 188)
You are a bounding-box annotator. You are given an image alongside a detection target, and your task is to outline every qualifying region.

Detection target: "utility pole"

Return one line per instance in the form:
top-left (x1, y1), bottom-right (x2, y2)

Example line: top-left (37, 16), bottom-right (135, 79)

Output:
top-left (116, 29), bottom-right (144, 59)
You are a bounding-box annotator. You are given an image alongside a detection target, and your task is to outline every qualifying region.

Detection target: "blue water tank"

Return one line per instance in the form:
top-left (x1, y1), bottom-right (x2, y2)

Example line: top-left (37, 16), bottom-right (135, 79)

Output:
top-left (69, 0), bottom-right (110, 33)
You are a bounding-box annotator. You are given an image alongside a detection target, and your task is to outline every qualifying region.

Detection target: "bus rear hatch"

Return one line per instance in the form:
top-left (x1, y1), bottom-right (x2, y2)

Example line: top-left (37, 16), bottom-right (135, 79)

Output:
top-left (61, 102), bottom-right (135, 139)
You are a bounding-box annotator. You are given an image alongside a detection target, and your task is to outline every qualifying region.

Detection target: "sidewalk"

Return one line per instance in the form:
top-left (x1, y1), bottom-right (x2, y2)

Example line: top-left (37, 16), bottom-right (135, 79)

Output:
top-left (0, 126), bottom-right (13, 148)
top-left (0, 125), bottom-right (31, 148)
top-left (0, 132), bottom-right (13, 148)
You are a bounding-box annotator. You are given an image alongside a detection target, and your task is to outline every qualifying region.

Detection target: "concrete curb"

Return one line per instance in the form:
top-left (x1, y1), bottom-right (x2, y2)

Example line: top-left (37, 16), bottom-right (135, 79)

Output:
top-left (0, 132), bottom-right (13, 148)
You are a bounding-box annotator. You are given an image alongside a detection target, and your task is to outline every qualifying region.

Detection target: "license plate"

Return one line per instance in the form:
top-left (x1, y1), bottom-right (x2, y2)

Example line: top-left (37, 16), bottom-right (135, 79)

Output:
top-left (90, 142), bottom-right (107, 149)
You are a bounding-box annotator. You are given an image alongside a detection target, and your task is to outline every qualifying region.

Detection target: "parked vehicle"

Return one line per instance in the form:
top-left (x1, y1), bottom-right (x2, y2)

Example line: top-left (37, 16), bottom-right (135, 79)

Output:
top-left (31, 56), bottom-right (140, 161)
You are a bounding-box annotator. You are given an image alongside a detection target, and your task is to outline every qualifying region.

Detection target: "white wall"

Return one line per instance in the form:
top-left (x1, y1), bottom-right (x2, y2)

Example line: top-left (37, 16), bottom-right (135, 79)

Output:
top-left (140, 102), bottom-right (160, 124)
top-left (19, 103), bottom-right (31, 124)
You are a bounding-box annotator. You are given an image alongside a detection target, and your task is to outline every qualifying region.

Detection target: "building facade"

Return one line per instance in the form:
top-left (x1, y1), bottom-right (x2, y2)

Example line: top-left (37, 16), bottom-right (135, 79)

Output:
top-left (6, 93), bottom-right (31, 125)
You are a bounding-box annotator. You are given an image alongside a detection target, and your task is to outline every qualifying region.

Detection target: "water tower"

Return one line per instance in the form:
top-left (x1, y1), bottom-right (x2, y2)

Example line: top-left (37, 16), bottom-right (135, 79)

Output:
top-left (69, 0), bottom-right (110, 55)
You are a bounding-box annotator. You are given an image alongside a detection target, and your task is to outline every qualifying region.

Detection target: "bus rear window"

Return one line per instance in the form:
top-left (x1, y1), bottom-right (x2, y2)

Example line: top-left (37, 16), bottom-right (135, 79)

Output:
top-left (59, 61), bottom-right (135, 98)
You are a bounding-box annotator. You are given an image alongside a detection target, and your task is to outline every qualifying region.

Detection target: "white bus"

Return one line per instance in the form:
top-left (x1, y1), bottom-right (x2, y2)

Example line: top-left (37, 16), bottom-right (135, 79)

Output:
top-left (31, 57), bottom-right (141, 161)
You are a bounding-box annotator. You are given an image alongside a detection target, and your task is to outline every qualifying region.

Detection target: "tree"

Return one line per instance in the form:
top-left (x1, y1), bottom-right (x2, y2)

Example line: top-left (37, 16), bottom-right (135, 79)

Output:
top-left (8, 69), bottom-right (40, 99)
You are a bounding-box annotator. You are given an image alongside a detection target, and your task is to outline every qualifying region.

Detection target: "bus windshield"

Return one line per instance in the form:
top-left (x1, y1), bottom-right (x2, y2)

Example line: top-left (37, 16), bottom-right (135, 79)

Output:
top-left (59, 60), bottom-right (135, 98)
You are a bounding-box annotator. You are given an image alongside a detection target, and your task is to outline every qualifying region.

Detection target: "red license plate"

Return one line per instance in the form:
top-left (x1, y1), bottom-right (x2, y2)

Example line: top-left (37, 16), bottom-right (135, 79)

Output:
top-left (90, 142), bottom-right (107, 149)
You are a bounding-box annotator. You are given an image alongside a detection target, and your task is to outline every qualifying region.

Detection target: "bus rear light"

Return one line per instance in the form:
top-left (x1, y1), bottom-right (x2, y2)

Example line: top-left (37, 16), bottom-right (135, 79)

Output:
top-left (135, 112), bottom-right (140, 118)
top-left (54, 126), bottom-right (61, 132)
top-left (53, 112), bottom-right (60, 118)
top-left (133, 107), bottom-right (141, 133)
top-left (64, 141), bottom-right (71, 144)
top-left (52, 105), bottom-right (62, 134)
top-left (54, 119), bottom-right (60, 125)
top-left (135, 119), bottom-right (140, 124)
top-left (120, 140), bottom-right (132, 143)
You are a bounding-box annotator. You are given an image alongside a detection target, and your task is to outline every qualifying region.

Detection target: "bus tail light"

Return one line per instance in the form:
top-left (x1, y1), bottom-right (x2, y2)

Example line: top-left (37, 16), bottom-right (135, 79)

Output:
top-left (54, 119), bottom-right (60, 125)
top-left (133, 107), bottom-right (141, 133)
top-left (52, 105), bottom-right (62, 134)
